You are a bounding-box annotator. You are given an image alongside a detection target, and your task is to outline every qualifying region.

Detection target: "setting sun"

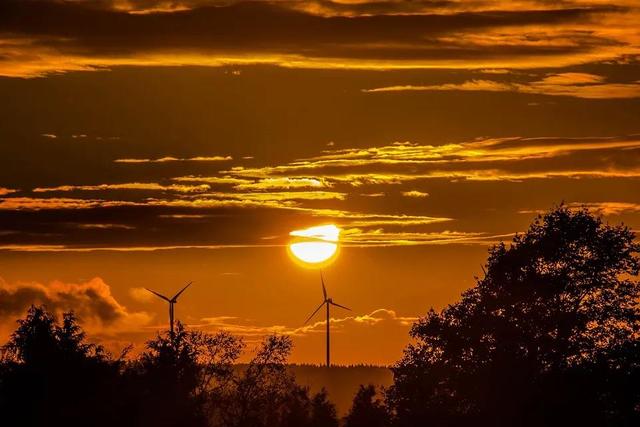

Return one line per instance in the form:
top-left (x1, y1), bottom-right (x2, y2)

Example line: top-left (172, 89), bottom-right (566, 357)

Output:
top-left (288, 224), bottom-right (340, 265)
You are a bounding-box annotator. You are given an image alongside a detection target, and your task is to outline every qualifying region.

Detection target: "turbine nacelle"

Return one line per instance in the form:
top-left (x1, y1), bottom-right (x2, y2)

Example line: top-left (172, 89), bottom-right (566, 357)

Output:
top-left (145, 281), bottom-right (193, 336)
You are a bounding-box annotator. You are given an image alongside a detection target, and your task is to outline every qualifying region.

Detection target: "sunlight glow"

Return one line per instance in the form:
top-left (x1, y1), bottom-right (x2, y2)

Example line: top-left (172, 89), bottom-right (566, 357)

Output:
top-left (289, 224), bottom-right (340, 266)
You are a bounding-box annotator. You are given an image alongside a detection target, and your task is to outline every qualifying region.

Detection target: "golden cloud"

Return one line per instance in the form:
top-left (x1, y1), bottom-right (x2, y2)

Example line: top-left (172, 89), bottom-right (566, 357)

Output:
top-left (402, 190), bottom-right (430, 198)
top-left (75, 223), bottom-right (136, 230)
top-left (223, 136), bottom-right (640, 184)
top-left (194, 308), bottom-right (418, 339)
top-left (568, 202), bottom-right (640, 216)
top-left (364, 73), bottom-right (640, 99)
top-left (114, 155), bottom-right (232, 163)
top-left (0, 277), bottom-right (153, 330)
top-left (172, 175), bottom-right (253, 186)
top-left (33, 182), bottom-right (211, 193)
top-left (0, 1), bottom-right (637, 77)
top-left (340, 228), bottom-right (510, 246)
top-left (233, 177), bottom-right (332, 190)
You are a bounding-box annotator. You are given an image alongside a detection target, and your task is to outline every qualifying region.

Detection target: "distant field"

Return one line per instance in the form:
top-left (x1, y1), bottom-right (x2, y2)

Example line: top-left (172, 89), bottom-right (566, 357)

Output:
top-left (288, 365), bottom-right (394, 416)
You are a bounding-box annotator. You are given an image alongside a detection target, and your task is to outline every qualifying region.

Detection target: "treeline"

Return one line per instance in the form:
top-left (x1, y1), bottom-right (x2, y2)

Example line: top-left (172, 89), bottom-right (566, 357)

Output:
top-left (0, 306), bottom-right (339, 427)
top-left (1, 206), bottom-right (640, 427)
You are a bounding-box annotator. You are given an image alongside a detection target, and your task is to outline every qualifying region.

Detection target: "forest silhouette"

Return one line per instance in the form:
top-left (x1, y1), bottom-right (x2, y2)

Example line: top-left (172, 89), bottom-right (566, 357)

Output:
top-left (1, 205), bottom-right (639, 427)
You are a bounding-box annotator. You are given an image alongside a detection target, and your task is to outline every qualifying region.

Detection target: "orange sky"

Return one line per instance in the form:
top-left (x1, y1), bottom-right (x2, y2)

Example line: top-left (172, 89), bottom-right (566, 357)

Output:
top-left (0, 0), bottom-right (639, 365)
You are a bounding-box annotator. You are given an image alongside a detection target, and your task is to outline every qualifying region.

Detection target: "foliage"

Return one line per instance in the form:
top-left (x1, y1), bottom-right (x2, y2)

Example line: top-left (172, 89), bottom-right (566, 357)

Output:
top-left (209, 335), bottom-right (339, 427)
top-left (344, 385), bottom-right (390, 427)
top-left (387, 205), bottom-right (640, 427)
top-left (126, 322), bottom-right (244, 427)
top-left (310, 388), bottom-right (339, 427)
top-left (0, 308), bottom-right (339, 427)
top-left (0, 306), bottom-right (122, 427)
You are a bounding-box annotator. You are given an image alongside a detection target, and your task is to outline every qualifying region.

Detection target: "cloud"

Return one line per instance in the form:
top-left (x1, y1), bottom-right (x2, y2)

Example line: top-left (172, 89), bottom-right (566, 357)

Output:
top-left (309, 208), bottom-right (452, 227)
top-left (114, 155), bottom-right (232, 163)
top-left (157, 213), bottom-right (215, 219)
top-left (233, 177), bottom-right (332, 190)
top-left (0, 197), bottom-right (131, 210)
top-left (129, 287), bottom-right (155, 303)
top-left (223, 135), bottom-right (640, 183)
top-left (340, 228), bottom-right (510, 246)
top-left (0, 0), bottom-right (635, 77)
top-left (4, 131), bottom-right (639, 251)
top-left (0, 277), bottom-right (152, 329)
top-left (74, 223), bottom-right (136, 230)
top-left (363, 79), bottom-right (513, 93)
top-left (172, 175), bottom-right (252, 186)
top-left (520, 202), bottom-right (640, 217)
top-left (33, 182), bottom-right (211, 193)
top-left (568, 202), bottom-right (640, 216)
top-left (402, 190), bottom-right (430, 198)
top-left (0, 188), bottom-right (16, 196)
top-left (40, 133), bottom-right (57, 139)
top-left (0, 192), bottom-right (343, 211)
top-left (0, 229), bottom-right (497, 251)
top-left (187, 307), bottom-right (419, 363)
top-left (237, 136), bottom-right (640, 168)
top-left (538, 72), bottom-right (605, 85)
top-left (196, 190), bottom-right (346, 201)
top-left (0, 244), bottom-right (281, 253)
top-left (364, 73), bottom-right (640, 99)
top-left (519, 74), bottom-right (640, 99)
top-left (195, 308), bottom-right (418, 338)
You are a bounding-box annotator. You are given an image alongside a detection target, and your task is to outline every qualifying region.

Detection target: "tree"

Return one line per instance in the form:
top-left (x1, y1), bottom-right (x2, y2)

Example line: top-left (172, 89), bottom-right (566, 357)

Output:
top-left (310, 388), bottom-right (339, 427)
top-left (128, 321), bottom-right (243, 427)
top-left (387, 206), bottom-right (640, 427)
top-left (0, 306), bottom-right (123, 427)
top-left (344, 385), bottom-right (389, 427)
top-left (0, 308), bottom-right (340, 427)
top-left (210, 335), bottom-right (339, 427)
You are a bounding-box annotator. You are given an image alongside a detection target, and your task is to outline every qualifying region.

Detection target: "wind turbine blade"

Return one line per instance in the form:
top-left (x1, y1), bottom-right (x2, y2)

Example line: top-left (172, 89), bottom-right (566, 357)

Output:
top-left (320, 272), bottom-right (327, 300)
top-left (145, 288), bottom-right (170, 302)
top-left (304, 301), bottom-right (326, 325)
top-left (172, 281), bottom-right (193, 301)
top-left (329, 301), bottom-right (351, 311)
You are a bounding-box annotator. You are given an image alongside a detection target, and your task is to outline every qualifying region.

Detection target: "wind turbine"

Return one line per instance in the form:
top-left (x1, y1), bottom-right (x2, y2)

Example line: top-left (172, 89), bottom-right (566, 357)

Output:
top-left (145, 282), bottom-right (193, 337)
top-left (304, 272), bottom-right (350, 367)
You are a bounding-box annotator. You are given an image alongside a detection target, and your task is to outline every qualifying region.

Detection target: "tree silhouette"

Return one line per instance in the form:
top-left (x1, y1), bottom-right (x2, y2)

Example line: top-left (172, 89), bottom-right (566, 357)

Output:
top-left (0, 307), bottom-right (341, 427)
top-left (310, 388), bottom-right (339, 427)
top-left (210, 335), bottom-right (339, 427)
top-left (388, 206), bottom-right (640, 427)
top-left (127, 321), bottom-right (243, 427)
top-left (344, 385), bottom-right (389, 427)
top-left (0, 306), bottom-right (123, 427)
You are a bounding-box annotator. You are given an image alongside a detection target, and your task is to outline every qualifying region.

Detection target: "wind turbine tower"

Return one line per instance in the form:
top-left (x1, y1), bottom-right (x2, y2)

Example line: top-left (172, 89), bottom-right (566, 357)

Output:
top-left (304, 273), bottom-right (350, 367)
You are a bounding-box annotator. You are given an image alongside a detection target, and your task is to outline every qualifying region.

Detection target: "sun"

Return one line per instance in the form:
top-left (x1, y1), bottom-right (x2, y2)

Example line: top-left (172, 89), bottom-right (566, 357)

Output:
top-left (288, 224), bottom-right (340, 266)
